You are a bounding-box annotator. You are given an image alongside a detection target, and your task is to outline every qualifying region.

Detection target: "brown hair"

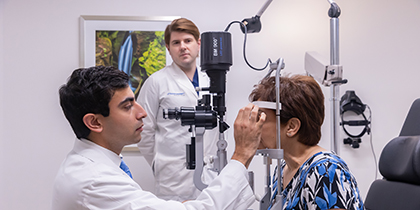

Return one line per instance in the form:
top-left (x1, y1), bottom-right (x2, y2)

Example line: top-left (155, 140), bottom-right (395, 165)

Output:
top-left (249, 74), bottom-right (325, 146)
top-left (164, 18), bottom-right (200, 46)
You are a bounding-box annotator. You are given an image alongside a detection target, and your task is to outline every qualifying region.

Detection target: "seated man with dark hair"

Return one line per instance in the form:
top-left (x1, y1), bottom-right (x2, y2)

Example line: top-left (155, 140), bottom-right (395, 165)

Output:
top-left (52, 65), bottom-right (266, 210)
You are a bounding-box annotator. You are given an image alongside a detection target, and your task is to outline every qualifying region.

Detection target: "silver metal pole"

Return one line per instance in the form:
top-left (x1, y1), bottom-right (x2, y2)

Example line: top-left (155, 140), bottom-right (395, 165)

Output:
top-left (256, 0), bottom-right (274, 17)
top-left (274, 58), bottom-right (284, 209)
top-left (259, 157), bottom-right (271, 210)
top-left (330, 17), bottom-right (340, 154)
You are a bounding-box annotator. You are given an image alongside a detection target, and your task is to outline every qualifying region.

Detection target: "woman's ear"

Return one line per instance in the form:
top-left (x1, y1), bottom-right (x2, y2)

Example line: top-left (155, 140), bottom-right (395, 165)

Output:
top-left (83, 113), bottom-right (103, 133)
top-left (286, 118), bottom-right (301, 137)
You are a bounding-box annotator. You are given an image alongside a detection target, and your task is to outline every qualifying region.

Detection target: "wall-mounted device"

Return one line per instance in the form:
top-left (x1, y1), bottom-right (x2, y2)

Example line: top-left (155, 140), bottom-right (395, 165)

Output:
top-left (340, 90), bottom-right (371, 148)
top-left (304, 51), bottom-right (345, 87)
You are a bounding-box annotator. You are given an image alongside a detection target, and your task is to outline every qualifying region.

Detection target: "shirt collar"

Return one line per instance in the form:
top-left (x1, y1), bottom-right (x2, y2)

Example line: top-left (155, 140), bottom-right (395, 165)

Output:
top-left (73, 138), bottom-right (121, 168)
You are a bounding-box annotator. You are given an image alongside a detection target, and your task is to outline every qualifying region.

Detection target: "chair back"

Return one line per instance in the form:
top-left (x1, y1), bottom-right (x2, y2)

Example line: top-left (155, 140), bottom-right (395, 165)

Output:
top-left (400, 98), bottom-right (420, 136)
top-left (365, 98), bottom-right (420, 210)
top-left (365, 136), bottom-right (420, 210)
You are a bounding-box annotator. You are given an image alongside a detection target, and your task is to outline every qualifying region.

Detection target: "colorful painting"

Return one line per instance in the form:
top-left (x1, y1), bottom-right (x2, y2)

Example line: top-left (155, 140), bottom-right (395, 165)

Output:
top-left (95, 30), bottom-right (166, 98)
top-left (80, 16), bottom-right (179, 101)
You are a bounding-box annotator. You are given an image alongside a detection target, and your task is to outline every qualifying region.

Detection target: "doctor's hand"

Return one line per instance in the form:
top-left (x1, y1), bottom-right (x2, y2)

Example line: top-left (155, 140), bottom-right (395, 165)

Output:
top-left (231, 103), bottom-right (266, 169)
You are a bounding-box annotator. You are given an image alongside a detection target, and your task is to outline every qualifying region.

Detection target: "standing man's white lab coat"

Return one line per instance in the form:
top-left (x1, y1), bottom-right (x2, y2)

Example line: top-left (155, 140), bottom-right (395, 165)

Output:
top-left (137, 62), bottom-right (218, 201)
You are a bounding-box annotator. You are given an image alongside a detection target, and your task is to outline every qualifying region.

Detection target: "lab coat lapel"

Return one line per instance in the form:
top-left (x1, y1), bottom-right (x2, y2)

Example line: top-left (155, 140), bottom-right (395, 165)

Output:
top-left (169, 63), bottom-right (199, 100)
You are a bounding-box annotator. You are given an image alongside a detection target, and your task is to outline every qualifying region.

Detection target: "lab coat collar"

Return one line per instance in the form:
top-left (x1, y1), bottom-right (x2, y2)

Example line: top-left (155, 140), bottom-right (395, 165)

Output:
top-left (168, 62), bottom-right (203, 99)
top-left (73, 138), bottom-right (121, 169)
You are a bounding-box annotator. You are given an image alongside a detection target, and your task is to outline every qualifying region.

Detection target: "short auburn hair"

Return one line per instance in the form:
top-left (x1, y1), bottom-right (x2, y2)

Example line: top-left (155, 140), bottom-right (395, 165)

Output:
top-left (249, 74), bottom-right (325, 146)
top-left (164, 18), bottom-right (200, 46)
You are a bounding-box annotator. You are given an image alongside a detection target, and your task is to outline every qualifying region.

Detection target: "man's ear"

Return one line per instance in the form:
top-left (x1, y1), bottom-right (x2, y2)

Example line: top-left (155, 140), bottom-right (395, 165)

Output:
top-left (83, 113), bottom-right (103, 133)
top-left (286, 118), bottom-right (301, 137)
top-left (196, 38), bottom-right (201, 58)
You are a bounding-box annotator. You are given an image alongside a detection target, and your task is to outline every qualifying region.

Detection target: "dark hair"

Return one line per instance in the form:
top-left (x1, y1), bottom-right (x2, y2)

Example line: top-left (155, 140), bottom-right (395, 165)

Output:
top-left (249, 74), bottom-right (325, 146)
top-left (59, 66), bottom-right (129, 139)
top-left (164, 18), bottom-right (200, 46)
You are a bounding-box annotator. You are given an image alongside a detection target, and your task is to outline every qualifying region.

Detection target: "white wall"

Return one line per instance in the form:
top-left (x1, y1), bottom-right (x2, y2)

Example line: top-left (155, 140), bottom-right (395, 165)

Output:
top-left (1, 0), bottom-right (420, 209)
top-left (0, 0), bottom-right (5, 207)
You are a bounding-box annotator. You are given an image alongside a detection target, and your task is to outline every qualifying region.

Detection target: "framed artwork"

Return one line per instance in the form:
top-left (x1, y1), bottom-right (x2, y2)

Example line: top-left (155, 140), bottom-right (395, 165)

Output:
top-left (79, 15), bottom-right (179, 99)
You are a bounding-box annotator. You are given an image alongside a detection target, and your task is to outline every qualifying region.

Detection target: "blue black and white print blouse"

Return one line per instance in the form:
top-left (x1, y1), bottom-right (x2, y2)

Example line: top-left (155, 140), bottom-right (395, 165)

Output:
top-left (269, 151), bottom-right (364, 210)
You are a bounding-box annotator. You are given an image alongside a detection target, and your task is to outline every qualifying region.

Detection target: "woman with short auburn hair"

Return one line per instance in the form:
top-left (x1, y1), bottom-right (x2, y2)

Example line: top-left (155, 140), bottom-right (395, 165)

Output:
top-left (250, 74), bottom-right (363, 210)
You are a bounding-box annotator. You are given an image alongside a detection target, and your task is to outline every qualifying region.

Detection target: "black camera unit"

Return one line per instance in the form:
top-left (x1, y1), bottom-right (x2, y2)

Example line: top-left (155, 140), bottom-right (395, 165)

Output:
top-left (163, 95), bottom-right (217, 129)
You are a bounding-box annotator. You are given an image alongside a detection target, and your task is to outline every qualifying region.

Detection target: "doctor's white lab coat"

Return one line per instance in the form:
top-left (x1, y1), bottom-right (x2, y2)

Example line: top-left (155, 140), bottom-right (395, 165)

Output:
top-left (52, 139), bottom-right (254, 210)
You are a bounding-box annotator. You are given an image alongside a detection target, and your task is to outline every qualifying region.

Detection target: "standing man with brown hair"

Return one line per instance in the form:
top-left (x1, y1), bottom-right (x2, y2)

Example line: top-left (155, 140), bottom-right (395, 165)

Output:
top-left (137, 18), bottom-right (219, 201)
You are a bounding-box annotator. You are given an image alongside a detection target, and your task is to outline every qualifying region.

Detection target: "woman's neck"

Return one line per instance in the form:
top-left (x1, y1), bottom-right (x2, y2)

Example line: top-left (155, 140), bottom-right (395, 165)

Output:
top-left (284, 144), bottom-right (324, 170)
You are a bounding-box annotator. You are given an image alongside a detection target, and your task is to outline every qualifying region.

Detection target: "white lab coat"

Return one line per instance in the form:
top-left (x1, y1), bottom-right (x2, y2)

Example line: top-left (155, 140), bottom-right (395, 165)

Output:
top-left (137, 62), bottom-right (219, 201)
top-left (51, 139), bottom-right (254, 210)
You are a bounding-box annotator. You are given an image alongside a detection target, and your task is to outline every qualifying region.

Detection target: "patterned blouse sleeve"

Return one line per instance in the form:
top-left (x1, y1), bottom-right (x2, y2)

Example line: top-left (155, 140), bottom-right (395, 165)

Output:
top-left (304, 158), bottom-right (363, 210)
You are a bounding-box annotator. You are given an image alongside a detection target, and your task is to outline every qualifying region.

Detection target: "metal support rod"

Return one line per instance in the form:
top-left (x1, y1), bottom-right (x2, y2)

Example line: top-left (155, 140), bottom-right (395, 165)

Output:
top-left (275, 60), bottom-right (282, 191)
top-left (256, 0), bottom-right (274, 17)
top-left (330, 18), bottom-right (339, 64)
top-left (259, 157), bottom-right (271, 210)
top-left (330, 85), bottom-right (340, 154)
top-left (330, 17), bottom-right (340, 155)
top-left (274, 58), bottom-right (284, 209)
top-left (214, 131), bottom-right (228, 173)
